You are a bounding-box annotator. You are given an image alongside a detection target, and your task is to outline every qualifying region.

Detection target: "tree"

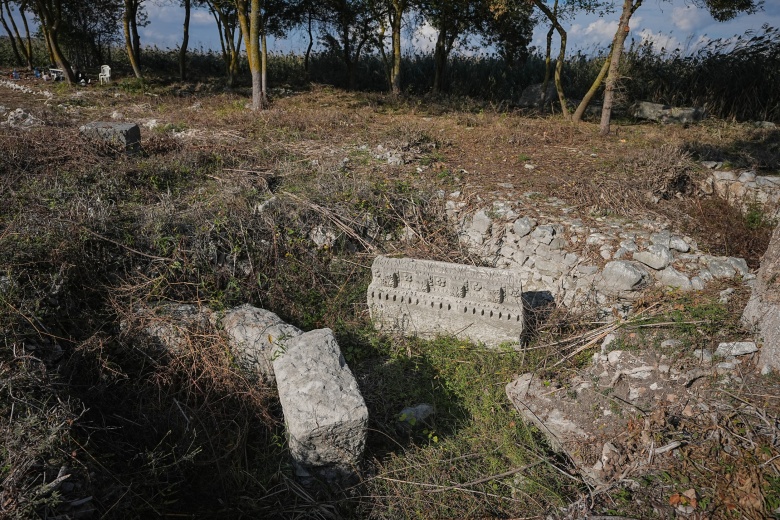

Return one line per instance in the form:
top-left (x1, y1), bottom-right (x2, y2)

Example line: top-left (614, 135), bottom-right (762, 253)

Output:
top-left (31, 0), bottom-right (75, 83)
top-left (208, 0), bottom-right (243, 85)
top-left (374, 0), bottom-right (411, 94)
top-left (235, 0), bottom-right (263, 108)
top-left (59, 0), bottom-right (122, 68)
top-left (319, 0), bottom-right (377, 90)
top-left (0, 0), bottom-right (33, 69)
top-left (478, 0), bottom-right (534, 68)
top-left (420, 0), bottom-right (480, 94)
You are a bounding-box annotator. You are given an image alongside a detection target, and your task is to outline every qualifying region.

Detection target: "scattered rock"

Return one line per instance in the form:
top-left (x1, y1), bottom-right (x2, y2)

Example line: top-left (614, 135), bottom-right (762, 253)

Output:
top-left (598, 261), bottom-right (649, 295)
top-left (517, 82), bottom-right (557, 109)
top-left (633, 244), bottom-right (673, 270)
top-left (397, 403), bottom-right (434, 427)
top-left (5, 107), bottom-right (42, 127)
top-left (633, 101), bottom-right (705, 124)
top-left (506, 348), bottom-right (703, 487)
top-left (715, 341), bottom-right (758, 357)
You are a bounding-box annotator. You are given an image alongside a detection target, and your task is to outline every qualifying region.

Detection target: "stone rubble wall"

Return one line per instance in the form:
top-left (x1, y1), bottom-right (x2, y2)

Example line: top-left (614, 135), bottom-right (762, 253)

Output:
top-left (700, 163), bottom-right (780, 218)
top-left (446, 192), bottom-right (753, 309)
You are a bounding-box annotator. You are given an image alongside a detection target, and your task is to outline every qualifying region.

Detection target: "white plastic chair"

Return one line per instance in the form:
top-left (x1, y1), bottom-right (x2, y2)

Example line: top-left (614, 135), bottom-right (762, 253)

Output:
top-left (98, 65), bottom-right (111, 84)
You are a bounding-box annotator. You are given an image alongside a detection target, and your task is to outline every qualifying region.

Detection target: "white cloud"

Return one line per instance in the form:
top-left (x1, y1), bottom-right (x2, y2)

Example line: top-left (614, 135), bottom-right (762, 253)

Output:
top-left (580, 18), bottom-right (619, 40)
top-left (191, 10), bottom-right (214, 27)
top-left (671, 5), bottom-right (708, 32)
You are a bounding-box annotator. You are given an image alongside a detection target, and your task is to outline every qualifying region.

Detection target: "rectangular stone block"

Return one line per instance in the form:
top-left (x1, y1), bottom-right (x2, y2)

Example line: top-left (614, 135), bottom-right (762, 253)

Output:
top-left (273, 328), bottom-right (368, 484)
top-left (367, 256), bottom-right (524, 347)
top-left (79, 122), bottom-right (141, 152)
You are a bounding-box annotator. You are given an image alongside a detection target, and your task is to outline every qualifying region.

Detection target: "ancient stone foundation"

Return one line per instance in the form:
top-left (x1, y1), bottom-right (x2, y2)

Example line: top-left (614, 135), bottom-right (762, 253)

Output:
top-left (367, 255), bottom-right (524, 347)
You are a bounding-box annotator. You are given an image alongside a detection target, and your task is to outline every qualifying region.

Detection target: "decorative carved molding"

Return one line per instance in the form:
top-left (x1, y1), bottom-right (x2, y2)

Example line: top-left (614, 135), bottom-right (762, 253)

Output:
top-left (367, 256), bottom-right (524, 347)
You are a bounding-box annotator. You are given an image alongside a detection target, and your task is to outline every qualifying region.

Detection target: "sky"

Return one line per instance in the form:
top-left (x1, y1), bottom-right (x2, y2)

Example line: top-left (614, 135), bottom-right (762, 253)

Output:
top-left (7, 0), bottom-right (780, 58)
top-left (133, 0), bottom-right (780, 57)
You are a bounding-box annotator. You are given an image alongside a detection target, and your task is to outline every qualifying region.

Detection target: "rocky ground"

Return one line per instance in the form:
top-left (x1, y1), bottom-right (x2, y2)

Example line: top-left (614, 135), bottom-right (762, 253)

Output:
top-left (1, 70), bottom-right (780, 518)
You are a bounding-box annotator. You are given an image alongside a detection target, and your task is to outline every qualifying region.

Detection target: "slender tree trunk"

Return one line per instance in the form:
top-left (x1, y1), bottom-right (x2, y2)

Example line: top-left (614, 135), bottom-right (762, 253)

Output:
top-left (179, 0), bottom-right (190, 80)
top-left (130, 7), bottom-right (141, 66)
top-left (532, 0), bottom-right (569, 118)
top-left (540, 0), bottom-right (558, 106)
top-left (239, 0), bottom-right (262, 110)
top-left (0, 1), bottom-right (23, 66)
top-left (35, 1), bottom-right (74, 84)
top-left (390, 1), bottom-right (403, 95)
top-left (124, 0), bottom-right (142, 78)
top-left (261, 29), bottom-right (268, 106)
top-left (572, 48), bottom-right (612, 122)
top-left (304, 11), bottom-right (313, 73)
top-left (3, 0), bottom-right (30, 68)
top-left (377, 22), bottom-right (391, 86)
top-left (20, 3), bottom-right (33, 69)
top-left (600, 0), bottom-right (640, 135)
top-left (342, 21), bottom-right (355, 90)
top-left (432, 28), bottom-right (447, 94)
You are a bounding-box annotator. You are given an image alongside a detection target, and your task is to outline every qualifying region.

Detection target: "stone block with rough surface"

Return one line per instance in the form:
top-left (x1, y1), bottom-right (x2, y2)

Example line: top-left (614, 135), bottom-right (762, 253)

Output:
top-left (79, 122), bottom-right (141, 152)
top-left (367, 256), bottom-right (524, 346)
top-left (220, 304), bottom-right (302, 384)
top-left (273, 328), bottom-right (368, 483)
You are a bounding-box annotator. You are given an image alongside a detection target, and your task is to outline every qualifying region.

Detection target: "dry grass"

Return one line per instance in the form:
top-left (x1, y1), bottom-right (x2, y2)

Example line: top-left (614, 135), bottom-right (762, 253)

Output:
top-left (1, 78), bottom-right (779, 518)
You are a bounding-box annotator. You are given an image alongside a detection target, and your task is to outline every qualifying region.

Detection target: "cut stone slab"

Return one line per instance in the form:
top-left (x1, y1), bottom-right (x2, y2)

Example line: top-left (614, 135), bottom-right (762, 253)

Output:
top-left (273, 328), bottom-right (368, 484)
top-left (220, 304), bottom-right (303, 384)
top-left (367, 256), bottom-right (524, 346)
top-left (79, 122), bottom-right (141, 152)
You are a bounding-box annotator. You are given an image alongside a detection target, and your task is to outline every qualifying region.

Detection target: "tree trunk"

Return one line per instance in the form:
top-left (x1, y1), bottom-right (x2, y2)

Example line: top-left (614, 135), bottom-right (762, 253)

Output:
top-left (3, 0), bottom-right (30, 68)
top-left (390, 1), bottom-right (402, 95)
top-left (342, 21), bottom-right (355, 90)
top-left (131, 7), bottom-right (141, 66)
top-left (179, 0), bottom-right (190, 80)
top-left (124, 0), bottom-right (142, 78)
top-left (240, 0), bottom-right (262, 110)
top-left (532, 0), bottom-right (569, 118)
top-left (34, 0), bottom-right (74, 83)
top-left (304, 11), bottom-right (313, 73)
top-left (261, 30), bottom-right (268, 106)
top-left (600, 0), bottom-right (640, 135)
top-left (20, 4), bottom-right (33, 70)
top-left (0, 1), bottom-right (23, 66)
top-left (540, 0), bottom-right (558, 106)
top-left (572, 48), bottom-right (612, 123)
top-left (432, 27), bottom-right (447, 94)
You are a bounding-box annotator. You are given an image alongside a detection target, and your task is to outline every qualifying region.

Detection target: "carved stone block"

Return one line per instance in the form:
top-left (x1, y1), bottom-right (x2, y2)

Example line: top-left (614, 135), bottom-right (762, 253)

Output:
top-left (367, 256), bottom-right (524, 347)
